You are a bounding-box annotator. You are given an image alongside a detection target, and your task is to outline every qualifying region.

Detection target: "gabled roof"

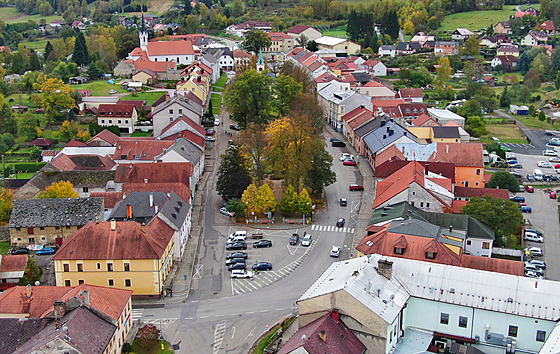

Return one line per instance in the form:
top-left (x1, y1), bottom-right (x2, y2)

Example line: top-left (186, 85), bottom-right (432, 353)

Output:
top-left (267, 32), bottom-right (292, 40)
top-left (9, 198), bottom-right (104, 228)
top-left (0, 254), bottom-right (27, 275)
top-left (109, 191), bottom-right (169, 221)
top-left (354, 117), bottom-right (388, 138)
top-left (362, 120), bottom-right (416, 155)
top-left (87, 129), bottom-right (120, 146)
top-left (373, 161), bottom-right (427, 208)
top-left (146, 40), bottom-right (194, 56)
top-left (233, 49), bottom-right (252, 58)
top-left (399, 88), bottom-right (424, 98)
top-left (375, 159), bottom-right (455, 182)
top-left (461, 254), bottom-right (524, 276)
top-left (412, 114), bottom-right (440, 127)
top-left (29, 138), bottom-right (52, 147)
top-left (343, 106), bottom-right (374, 129)
top-left (0, 318), bottom-right (47, 353)
top-left (53, 219), bottom-right (175, 260)
top-left (64, 139), bottom-right (87, 147)
top-left (114, 162), bottom-right (192, 186)
top-left (152, 94), bottom-right (202, 117)
top-left (432, 126), bottom-right (460, 139)
top-left (287, 24), bottom-right (317, 34)
top-left (96, 104), bottom-right (136, 117)
top-left (540, 20), bottom-right (555, 31)
top-left (48, 154), bottom-right (115, 171)
top-left (89, 192), bottom-right (124, 208)
top-left (123, 182), bottom-right (191, 203)
top-left (159, 114), bottom-right (205, 138)
top-left (454, 186), bottom-right (509, 200)
top-left (112, 140), bottom-right (174, 161)
top-left (436, 142), bottom-right (483, 167)
top-left (157, 138), bottom-right (203, 164)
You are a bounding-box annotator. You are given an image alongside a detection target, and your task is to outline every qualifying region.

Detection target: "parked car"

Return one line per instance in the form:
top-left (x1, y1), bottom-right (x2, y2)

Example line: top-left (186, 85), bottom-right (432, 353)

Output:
top-left (538, 161), bottom-right (552, 168)
top-left (550, 157), bottom-right (560, 162)
top-left (228, 262), bottom-right (247, 271)
top-left (332, 141), bottom-right (346, 147)
top-left (225, 258), bottom-right (247, 266)
top-left (510, 172), bottom-right (522, 179)
top-left (510, 164), bottom-right (523, 169)
top-left (340, 198), bottom-right (347, 206)
top-left (545, 131), bottom-right (557, 136)
top-left (501, 146), bottom-right (511, 152)
top-left (525, 247), bottom-right (543, 257)
top-left (507, 159), bottom-right (518, 165)
top-left (521, 206), bottom-right (532, 213)
top-left (526, 186), bottom-right (534, 193)
top-left (550, 191), bottom-right (557, 199)
top-left (289, 234), bottom-right (299, 245)
top-left (214, 119), bottom-right (220, 126)
top-left (343, 160), bottom-right (357, 166)
top-left (330, 138), bottom-right (340, 142)
top-left (229, 124), bottom-right (240, 131)
top-left (252, 262), bottom-right (273, 271)
top-left (36, 247), bottom-right (56, 255)
top-left (524, 264), bottom-right (544, 275)
top-left (226, 242), bottom-right (247, 250)
top-left (230, 269), bottom-right (253, 278)
top-left (219, 207), bottom-right (234, 217)
top-left (109, 89), bottom-right (117, 94)
top-left (205, 136), bottom-right (216, 142)
top-left (226, 252), bottom-right (247, 259)
top-left (525, 228), bottom-right (543, 237)
top-left (10, 248), bottom-right (29, 255)
top-left (205, 129), bottom-right (215, 136)
top-left (524, 231), bottom-right (543, 242)
top-left (336, 218), bottom-right (345, 227)
top-left (543, 149), bottom-right (558, 157)
top-left (349, 184), bottom-right (364, 191)
top-left (253, 240), bottom-right (272, 248)
top-left (339, 153), bottom-right (353, 161)
top-left (526, 174), bottom-right (536, 181)
top-left (526, 259), bottom-right (546, 269)
top-left (330, 246), bottom-right (341, 257)
top-left (544, 175), bottom-right (558, 181)
top-left (301, 234), bottom-right (312, 246)
top-left (510, 196), bottom-right (525, 203)
top-left (525, 270), bottom-right (543, 279)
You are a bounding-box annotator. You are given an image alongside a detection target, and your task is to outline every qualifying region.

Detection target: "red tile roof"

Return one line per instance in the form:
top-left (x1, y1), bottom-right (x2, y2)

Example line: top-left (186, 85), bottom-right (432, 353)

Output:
top-left (268, 32), bottom-right (292, 40)
top-left (64, 139), bottom-right (87, 147)
top-left (460, 254), bottom-right (524, 276)
top-left (363, 80), bottom-right (390, 88)
top-left (0, 255), bottom-right (27, 273)
top-left (371, 99), bottom-right (406, 107)
top-left (375, 160), bottom-right (456, 182)
top-left (123, 182), bottom-right (191, 202)
top-left (412, 114), bottom-right (440, 127)
top-left (160, 115), bottom-right (205, 136)
top-left (287, 47), bottom-right (305, 57)
top-left (96, 104), bottom-right (136, 118)
top-left (398, 102), bottom-right (428, 117)
top-left (89, 192), bottom-right (124, 208)
top-left (133, 52), bottom-right (176, 73)
top-left (454, 186), bottom-right (509, 200)
top-left (146, 40), bottom-right (194, 56)
top-left (50, 154), bottom-right (115, 171)
top-left (436, 143), bottom-right (484, 167)
top-left (53, 220), bottom-right (175, 261)
top-left (233, 49), bottom-right (252, 58)
top-left (41, 150), bottom-right (56, 157)
top-left (112, 140), bottom-right (174, 161)
top-left (364, 59), bottom-right (381, 67)
top-left (287, 25), bottom-right (314, 34)
top-left (29, 138), bottom-right (52, 147)
top-left (114, 162), bottom-right (192, 186)
top-left (540, 21), bottom-right (555, 31)
top-left (87, 129), bottom-right (120, 146)
top-left (374, 144), bottom-right (406, 168)
top-left (399, 88), bottom-right (424, 98)
top-left (159, 129), bottom-right (205, 148)
top-left (343, 106), bottom-right (374, 129)
top-left (118, 100), bottom-right (145, 109)
top-left (0, 286), bottom-right (70, 317)
top-left (306, 60), bottom-right (323, 72)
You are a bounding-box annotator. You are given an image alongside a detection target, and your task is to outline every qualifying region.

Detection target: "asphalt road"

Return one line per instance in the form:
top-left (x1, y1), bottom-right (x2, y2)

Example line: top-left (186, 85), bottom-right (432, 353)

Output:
top-left (137, 115), bottom-right (365, 353)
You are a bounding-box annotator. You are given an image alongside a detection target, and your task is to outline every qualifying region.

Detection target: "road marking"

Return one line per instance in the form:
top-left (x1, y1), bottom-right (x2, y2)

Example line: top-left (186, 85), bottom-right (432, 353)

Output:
top-left (131, 308), bottom-right (144, 323)
top-left (193, 264), bottom-right (203, 279)
top-left (231, 326), bottom-right (235, 340)
top-left (213, 321), bottom-right (227, 354)
top-left (245, 325), bottom-right (257, 341)
top-left (286, 243), bottom-right (299, 256)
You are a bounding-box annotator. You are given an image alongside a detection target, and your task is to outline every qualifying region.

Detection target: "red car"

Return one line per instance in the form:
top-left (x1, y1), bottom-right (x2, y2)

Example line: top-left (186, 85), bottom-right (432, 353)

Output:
top-left (343, 160), bottom-right (357, 166)
top-left (526, 186), bottom-right (534, 193)
top-left (555, 164), bottom-right (560, 169)
top-left (349, 184), bottom-right (364, 191)
top-left (550, 191), bottom-right (557, 199)
top-left (205, 129), bottom-right (215, 136)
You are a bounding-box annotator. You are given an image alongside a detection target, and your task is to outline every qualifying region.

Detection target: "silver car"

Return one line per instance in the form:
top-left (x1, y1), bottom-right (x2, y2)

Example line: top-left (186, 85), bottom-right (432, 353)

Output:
top-left (330, 246), bottom-right (341, 257)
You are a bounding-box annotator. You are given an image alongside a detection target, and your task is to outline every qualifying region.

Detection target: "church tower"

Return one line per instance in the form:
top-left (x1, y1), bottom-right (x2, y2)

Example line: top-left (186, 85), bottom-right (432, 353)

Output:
top-left (139, 12), bottom-right (148, 51)
top-left (256, 49), bottom-right (265, 72)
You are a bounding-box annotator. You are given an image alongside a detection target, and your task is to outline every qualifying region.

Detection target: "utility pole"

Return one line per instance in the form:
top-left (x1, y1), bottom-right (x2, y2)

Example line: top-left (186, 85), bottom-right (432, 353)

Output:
top-left (2, 155), bottom-right (4, 177)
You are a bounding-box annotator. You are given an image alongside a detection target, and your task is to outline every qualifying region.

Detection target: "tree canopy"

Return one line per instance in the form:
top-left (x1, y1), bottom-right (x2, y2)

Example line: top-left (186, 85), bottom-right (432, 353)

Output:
top-left (216, 146), bottom-right (252, 200)
top-left (37, 181), bottom-right (79, 199)
top-left (241, 29), bottom-right (272, 54)
top-left (486, 171), bottom-right (520, 193)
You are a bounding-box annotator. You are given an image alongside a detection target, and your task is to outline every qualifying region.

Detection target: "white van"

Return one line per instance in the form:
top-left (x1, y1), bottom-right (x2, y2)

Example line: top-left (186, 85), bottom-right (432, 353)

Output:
top-left (524, 232), bottom-right (544, 243)
top-left (229, 230), bottom-right (247, 239)
top-left (533, 169), bottom-right (543, 181)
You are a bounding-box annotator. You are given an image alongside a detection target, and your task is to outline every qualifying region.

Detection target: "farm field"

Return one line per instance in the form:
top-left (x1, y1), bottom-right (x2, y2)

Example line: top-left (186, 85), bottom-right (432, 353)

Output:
top-left (0, 6), bottom-right (62, 24)
top-left (438, 5), bottom-right (517, 33)
top-left (121, 91), bottom-right (166, 105)
top-left (483, 123), bottom-right (527, 144)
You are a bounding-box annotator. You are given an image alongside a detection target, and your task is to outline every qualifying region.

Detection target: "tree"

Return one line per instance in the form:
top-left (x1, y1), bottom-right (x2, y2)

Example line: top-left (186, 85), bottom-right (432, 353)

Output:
top-left (486, 171), bottom-right (520, 192)
top-left (518, 51), bottom-right (529, 74)
top-left (380, 9), bottom-right (399, 39)
top-left (89, 122), bottom-right (120, 137)
top-left (18, 257), bottom-right (42, 286)
top-left (462, 36), bottom-right (480, 57)
top-left (37, 181), bottom-right (79, 199)
top-left (0, 187), bottom-right (14, 223)
top-left (523, 69), bottom-right (541, 90)
top-left (136, 324), bottom-right (160, 351)
top-left (435, 56), bottom-right (452, 88)
top-left (240, 124), bottom-right (268, 185)
top-left (72, 31), bottom-right (89, 66)
top-left (11, 53), bottom-right (25, 75)
top-left (241, 183), bottom-right (260, 214)
top-left (29, 146), bottom-right (42, 161)
top-left (258, 183), bottom-right (277, 213)
top-left (297, 188), bottom-right (312, 215)
top-left (274, 75), bottom-right (302, 116)
top-left (280, 61), bottom-right (314, 94)
top-left (185, 15), bottom-right (200, 34)
top-left (305, 147), bottom-right (336, 194)
top-left (33, 74), bottom-right (77, 125)
top-left (306, 40), bottom-right (318, 52)
top-left (0, 96), bottom-right (17, 136)
top-left (224, 70), bottom-right (274, 128)
top-left (555, 71), bottom-right (560, 92)
top-left (44, 41), bottom-right (54, 61)
top-left (295, 34), bottom-right (309, 47)
top-left (59, 120), bottom-right (80, 141)
top-left (279, 185), bottom-right (298, 216)
top-left (28, 52), bottom-right (41, 71)
top-left (183, 0), bottom-right (193, 14)
top-left (226, 198), bottom-right (246, 219)
top-left (499, 87), bottom-right (511, 108)
top-left (216, 146), bottom-right (252, 200)
top-left (241, 29), bottom-right (272, 55)
top-left (461, 195), bottom-right (523, 247)
top-left (87, 62), bottom-right (101, 80)
top-left (539, 111), bottom-right (546, 122)
top-left (465, 116), bottom-right (487, 137)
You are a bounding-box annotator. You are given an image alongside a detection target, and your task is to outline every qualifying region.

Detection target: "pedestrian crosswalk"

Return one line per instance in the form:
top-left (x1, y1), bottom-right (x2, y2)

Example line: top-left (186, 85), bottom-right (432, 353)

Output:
top-left (131, 308), bottom-right (143, 323)
top-left (142, 318), bottom-right (178, 325)
top-left (213, 321), bottom-right (227, 354)
top-left (502, 143), bottom-right (535, 148)
top-left (131, 308), bottom-right (177, 325)
top-left (310, 224), bottom-right (355, 234)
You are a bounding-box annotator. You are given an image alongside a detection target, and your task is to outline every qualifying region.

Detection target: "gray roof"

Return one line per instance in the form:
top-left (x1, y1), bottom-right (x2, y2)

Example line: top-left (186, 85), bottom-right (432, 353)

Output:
top-left (387, 219), bottom-right (465, 247)
top-left (0, 318), bottom-right (47, 353)
top-left (380, 45), bottom-right (396, 50)
top-left (351, 71), bottom-right (371, 84)
top-left (206, 47), bottom-right (233, 59)
top-left (109, 191), bottom-right (168, 223)
top-left (362, 121), bottom-right (416, 155)
top-left (152, 95), bottom-right (202, 117)
top-left (354, 117), bottom-right (389, 138)
top-left (156, 191), bottom-right (190, 230)
top-left (432, 126), bottom-right (460, 139)
top-left (157, 138), bottom-right (203, 164)
top-left (9, 198), bottom-right (104, 228)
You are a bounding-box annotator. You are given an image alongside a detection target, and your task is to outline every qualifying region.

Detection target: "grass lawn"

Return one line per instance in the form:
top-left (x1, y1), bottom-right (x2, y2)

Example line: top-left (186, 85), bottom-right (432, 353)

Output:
top-left (131, 339), bottom-right (173, 353)
top-left (73, 80), bottom-right (127, 96)
top-left (0, 241), bottom-right (10, 255)
top-left (439, 5), bottom-right (517, 33)
top-left (5, 93), bottom-right (37, 108)
top-left (483, 121), bottom-right (527, 143)
top-left (13, 172), bottom-right (36, 179)
top-left (516, 115), bottom-right (559, 130)
top-left (121, 91), bottom-right (166, 105)
top-left (215, 73), bottom-right (227, 89)
top-left (20, 39), bottom-right (49, 51)
top-left (131, 131), bottom-right (152, 137)
top-left (0, 6), bottom-right (62, 24)
top-left (322, 26), bottom-right (347, 39)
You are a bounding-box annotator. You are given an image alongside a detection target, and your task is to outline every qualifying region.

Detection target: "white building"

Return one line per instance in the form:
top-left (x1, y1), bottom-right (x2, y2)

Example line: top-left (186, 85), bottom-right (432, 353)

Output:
top-left (427, 108), bottom-right (466, 127)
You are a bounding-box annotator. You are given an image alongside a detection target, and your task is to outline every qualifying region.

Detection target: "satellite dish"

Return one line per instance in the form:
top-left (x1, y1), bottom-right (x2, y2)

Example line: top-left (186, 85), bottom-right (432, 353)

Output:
top-left (372, 284), bottom-right (383, 297)
top-left (34, 281), bottom-right (40, 286)
top-left (390, 294), bottom-right (395, 300)
top-left (367, 254), bottom-right (372, 263)
top-left (301, 335), bottom-right (307, 341)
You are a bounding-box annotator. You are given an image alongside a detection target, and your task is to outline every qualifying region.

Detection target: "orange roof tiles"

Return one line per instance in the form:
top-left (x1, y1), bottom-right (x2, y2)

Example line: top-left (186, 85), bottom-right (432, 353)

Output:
top-left (87, 129), bottom-right (120, 146)
top-left (436, 143), bottom-right (484, 167)
top-left (0, 255), bottom-right (27, 273)
top-left (112, 140), bottom-right (174, 161)
top-left (0, 286), bottom-right (71, 317)
top-left (50, 154), bottom-right (115, 171)
top-left (146, 40), bottom-right (194, 56)
top-left (460, 254), bottom-right (524, 276)
top-left (64, 139), bottom-right (87, 147)
top-left (89, 192), bottom-right (124, 208)
top-left (412, 114), bottom-right (440, 127)
top-left (97, 104), bottom-right (136, 118)
top-left (114, 162), bottom-right (193, 186)
top-left (123, 182), bottom-right (191, 202)
top-left (454, 186), bottom-right (509, 200)
top-left (233, 49), bottom-right (252, 58)
top-left (374, 161), bottom-right (426, 208)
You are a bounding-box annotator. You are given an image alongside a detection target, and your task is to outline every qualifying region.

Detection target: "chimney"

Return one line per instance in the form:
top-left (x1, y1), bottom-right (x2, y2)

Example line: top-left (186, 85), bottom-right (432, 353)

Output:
top-left (126, 204), bottom-right (132, 219)
top-left (26, 284), bottom-right (32, 298)
top-left (54, 301), bottom-right (66, 329)
top-left (150, 193), bottom-right (154, 208)
top-left (332, 309), bottom-right (339, 322)
top-left (319, 330), bottom-right (326, 342)
top-left (83, 290), bottom-right (90, 306)
top-left (110, 220), bottom-right (117, 231)
top-left (449, 225), bottom-right (453, 232)
top-left (165, 94), bottom-right (170, 102)
top-left (378, 259), bottom-right (393, 280)
top-left (155, 204), bottom-right (159, 214)
top-left (446, 143), bottom-right (449, 154)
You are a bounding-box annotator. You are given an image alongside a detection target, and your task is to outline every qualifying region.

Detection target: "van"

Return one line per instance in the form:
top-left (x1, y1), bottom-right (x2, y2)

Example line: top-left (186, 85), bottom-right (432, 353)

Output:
top-left (228, 235), bottom-right (247, 243)
top-left (524, 232), bottom-right (544, 243)
top-left (533, 169), bottom-right (543, 181)
top-left (229, 230), bottom-right (247, 239)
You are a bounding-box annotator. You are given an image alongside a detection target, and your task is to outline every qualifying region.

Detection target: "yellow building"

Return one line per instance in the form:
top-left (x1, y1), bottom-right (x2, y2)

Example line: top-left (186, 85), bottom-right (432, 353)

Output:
top-left (53, 219), bottom-right (175, 298)
top-left (407, 126), bottom-right (461, 144)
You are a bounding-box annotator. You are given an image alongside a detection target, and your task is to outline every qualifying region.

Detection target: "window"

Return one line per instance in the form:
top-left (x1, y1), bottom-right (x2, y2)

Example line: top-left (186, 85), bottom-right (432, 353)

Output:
top-left (426, 252), bottom-right (436, 259)
top-left (410, 201), bottom-right (414, 206)
top-left (97, 263), bottom-right (101, 270)
top-left (482, 242), bottom-right (490, 249)
top-left (108, 120), bottom-right (112, 124)
top-left (108, 279), bottom-right (114, 286)
top-left (77, 264), bottom-right (83, 272)
top-left (134, 156), bottom-right (140, 160)
top-left (169, 109), bottom-right (174, 114)
top-left (124, 263), bottom-right (130, 271)
top-left (55, 226), bottom-right (60, 230)
top-left (78, 279), bottom-right (84, 285)
top-left (107, 263), bottom-right (113, 272)
top-left (440, 313), bottom-right (449, 325)
top-left (27, 228), bottom-right (34, 235)
top-left (28, 237), bottom-right (35, 243)
top-left (82, 187), bottom-right (89, 193)
top-left (476, 169), bottom-right (481, 175)
top-left (65, 226), bottom-right (71, 230)
top-left (458, 316), bottom-right (468, 328)
top-left (118, 120), bottom-right (121, 124)
top-left (63, 264), bottom-right (70, 272)
top-left (178, 109), bottom-right (182, 114)
top-left (39, 227), bottom-right (44, 230)
top-left (394, 247), bottom-right (404, 255)
top-left (537, 330), bottom-right (546, 342)
top-left (125, 120), bottom-right (128, 124)
top-left (467, 240), bottom-right (472, 245)
top-left (65, 280), bottom-right (71, 286)
top-left (426, 203), bottom-right (430, 208)
top-left (125, 279), bottom-right (131, 287)
top-left (170, 117), bottom-right (174, 122)
top-left (508, 325), bottom-right (518, 337)
top-left (41, 237), bottom-right (46, 240)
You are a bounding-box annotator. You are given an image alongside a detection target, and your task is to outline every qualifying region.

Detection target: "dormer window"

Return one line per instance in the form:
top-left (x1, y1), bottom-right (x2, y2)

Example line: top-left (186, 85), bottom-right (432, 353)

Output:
top-left (394, 247), bottom-right (404, 255)
top-left (426, 251), bottom-right (436, 259)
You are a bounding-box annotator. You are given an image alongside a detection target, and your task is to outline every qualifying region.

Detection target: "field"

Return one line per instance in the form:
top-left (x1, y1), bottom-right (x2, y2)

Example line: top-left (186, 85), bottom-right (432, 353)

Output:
top-left (322, 25), bottom-right (347, 39)
top-left (439, 5), bottom-right (517, 33)
top-left (121, 91), bottom-right (166, 105)
top-left (73, 80), bottom-right (128, 96)
top-left (20, 39), bottom-right (49, 51)
top-left (0, 6), bottom-right (62, 24)
top-left (483, 122), bottom-right (527, 144)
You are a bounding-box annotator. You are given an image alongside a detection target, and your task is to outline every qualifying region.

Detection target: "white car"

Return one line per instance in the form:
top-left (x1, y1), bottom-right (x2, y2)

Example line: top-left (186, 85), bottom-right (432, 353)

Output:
top-left (109, 89), bottom-right (117, 94)
top-left (339, 153), bottom-right (354, 161)
top-left (526, 259), bottom-right (546, 269)
top-left (214, 119), bottom-right (220, 126)
top-left (543, 149), bottom-right (558, 157)
top-left (219, 207), bottom-right (234, 217)
top-left (537, 161), bottom-right (552, 168)
top-left (524, 264), bottom-right (544, 275)
top-left (525, 270), bottom-right (543, 279)
top-left (330, 246), bottom-right (341, 257)
top-left (549, 156), bottom-right (560, 162)
top-left (301, 234), bottom-right (312, 246)
top-left (205, 136), bottom-right (216, 142)
top-left (230, 269), bottom-right (253, 278)
top-left (525, 247), bottom-right (543, 257)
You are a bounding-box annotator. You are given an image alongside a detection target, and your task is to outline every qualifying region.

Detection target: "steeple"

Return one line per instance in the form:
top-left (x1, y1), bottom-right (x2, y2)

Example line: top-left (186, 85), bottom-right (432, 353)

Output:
top-left (256, 48), bottom-right (265, 72)
top-left (139, 12), bottom-right (148, 51)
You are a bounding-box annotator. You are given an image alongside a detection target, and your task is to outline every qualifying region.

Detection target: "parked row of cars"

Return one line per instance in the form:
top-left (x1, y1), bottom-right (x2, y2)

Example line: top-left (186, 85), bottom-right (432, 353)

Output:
top-left (225, 231), bottom-right (273, 278)
top-left (10, 247), bottom-right (56, 255)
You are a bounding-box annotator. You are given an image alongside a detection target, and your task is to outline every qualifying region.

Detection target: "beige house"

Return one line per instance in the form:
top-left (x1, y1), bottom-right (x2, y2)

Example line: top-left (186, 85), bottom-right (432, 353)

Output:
top-left (9, 198), bottom-right (104, 248)
top-left (131, 68), bottom-right (157, 85)
top-left (287, 25), bottom-right (322, 44)
top-left (315, 36), bottom-right (361, 55)
top-left (263, 32), bottom-right (294, 60)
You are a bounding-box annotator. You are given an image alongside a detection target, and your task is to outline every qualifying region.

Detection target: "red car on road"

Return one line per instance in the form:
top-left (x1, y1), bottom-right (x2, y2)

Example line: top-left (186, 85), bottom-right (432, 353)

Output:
top-left (349, 184), bottom-right (364, 191)
top-left (343, 160), bottom-right (357, 166)
top-left (550, 191), bottom-right (557, 199)
top-left (526, 186), bottom-right (534, 193)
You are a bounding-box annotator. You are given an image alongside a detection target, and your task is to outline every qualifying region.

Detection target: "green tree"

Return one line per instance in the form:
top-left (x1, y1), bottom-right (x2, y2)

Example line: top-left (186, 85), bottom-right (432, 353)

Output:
top-left (486, 171), bottom-right (520, 193)
top-left (258, 183), bottom-right (277, 213)
top-left (11, 53), bottom-right (25, 74)
top-left (274, 74), bottom-right (302, 116)
top-left (279, 185), bottom-right (298, 217)
top-left (44, 41), bottom-right (54, 61)
top-left (28, 51), bottom-right (42, 71)
top-left (305, 147), bottom-right (336, 194)
top-left (555, 71), bottom-right (560, 92)
top-left (459, 100), bottom-right (482, 118)
top-left (18, 257), bottom-right (43, 286)
top-left (33, 74), bottom-right (77, 125)
top-left (0, 187), bottom-right (14, 223)
top-left (518, 51), bottom-right (529, 74)
top-left (465, 116), bottom-right (487, 137)
top-left (0, 97), bottom-right (17, 135)
top-left (72, 31), bottom-right (90, 66)
top-left (37, 181), bottom-right (79, 198)
top-left (380, 9), bottom-right (399, 39)
top-left (539, 111), bottom-right (546, 121)
top-left (226, 198), bottom-right (246, 219)
top-left (18, 112), bottom-right (39, 140)
top-left (461, 36), bottom-right (480, 57)
top-left (231, 0), bottom-right (244, 17)
top-left (461, 195), bottom-right (523, 247)
top-left (224, 69), bottom-right (274, 128)
top-left (185, 14), bottom-right (200, 34)
top-left (59, 120), bottom-right (80, 141)
top-left (240, 124), bottom-right (268, 185)
top-left (499, 87), bottom-right (511, 108)
top-left (87, 62), bottom-right (101, 80)
top-left (29, 146), bottom-right (43, 161)
top-left (297, 188), bottom-right (312, 215)
top-left (241, 29), bottom-right (272, 55)
top-left (216, 146), bottom-right (252, 200)
top-left (306, 40), bottom-right (318, 52)
top-left (435, 56), bottom-right (452, 88)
